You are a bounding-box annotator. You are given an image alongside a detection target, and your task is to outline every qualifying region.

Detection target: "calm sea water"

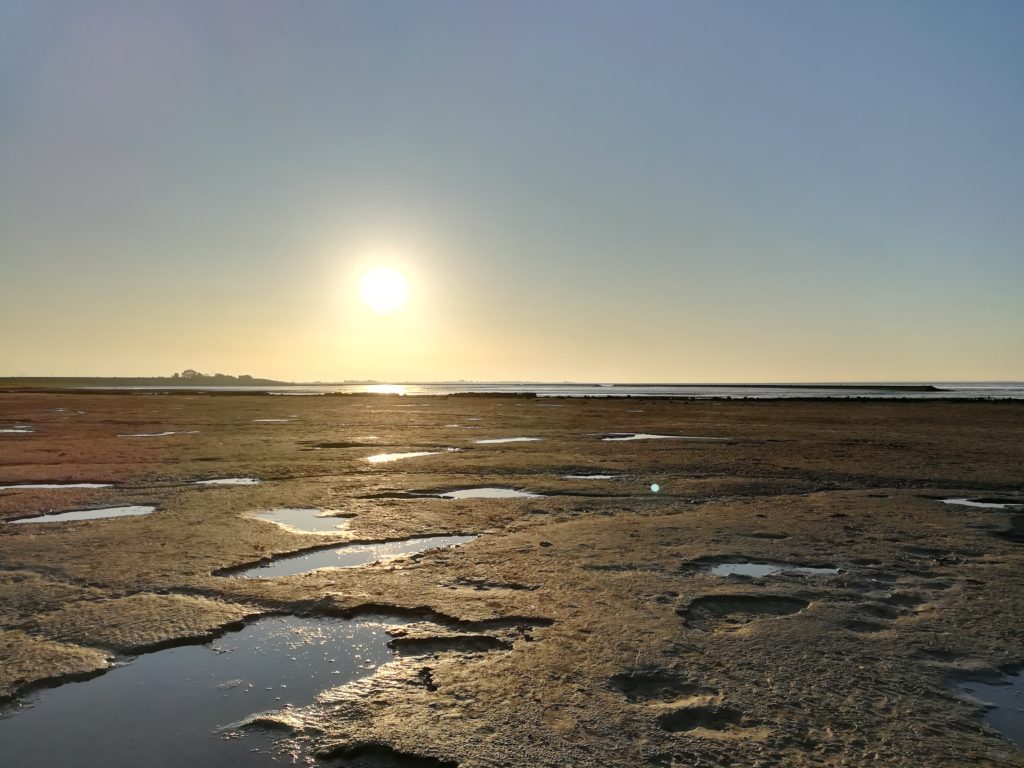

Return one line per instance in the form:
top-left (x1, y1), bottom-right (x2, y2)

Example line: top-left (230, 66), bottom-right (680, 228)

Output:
top-left (92, 382), bottom-right (1024, 399)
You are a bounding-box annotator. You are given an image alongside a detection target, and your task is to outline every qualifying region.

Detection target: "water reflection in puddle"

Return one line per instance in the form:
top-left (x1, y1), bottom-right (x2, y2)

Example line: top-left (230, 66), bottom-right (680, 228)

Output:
top-left (0, 483), bottom-right (112, 491)
top-left (438, 488), bottom-right (542, 499)
top-left (195, 478), bottom-right (262, 486)
top-left (119, 431), bottom-right (199, 437)
top-left (227, 535), bottom-right (476, 578)
top-left (0, 615), bottom-right (404, 768)
top-left (601, 433), bottom-right (727, 442)
top-left (563, 474), bottom-right (615, 480)
top-left (943, 497), bottom-right (1023, 510)
top-left (366, 448), bottom-right (458, 464)
top-left (956, 672), bottom-right (1024, 748)
top-left (0, 426), bottom-right (34, 434)
top-left (475, 437), bottom-right (541, 444)
top-left (10, 505), bottom-right (157, 524)
top-left (708, 561), bottom-right (839, 577)
top-left (246, 508), bottom-right (351, 534)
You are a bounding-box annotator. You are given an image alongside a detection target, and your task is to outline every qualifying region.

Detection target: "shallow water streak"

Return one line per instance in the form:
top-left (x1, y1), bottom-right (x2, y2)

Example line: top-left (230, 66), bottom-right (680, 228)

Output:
top-left (0, 483), bottom-right (112, 491)
top-left (367, 448), bottom-right (458, 464)
top-left (955, 671), bottom-right (1024, 748)
top-left (708, 561), bottom-right (839, 578)
top-left (0, 615), bottom-right (403, 768)
top-left (246, 508), bottom-right (351, 534)
top-left (475, 437), bottom-right (540, 444)
top-left (228, 535), bottom-right (476, 578)
top-left (943, 497), bottom-right (1023, 510)
top-left (438, 487), bottom-right (542, 499)
top-left (195, 478), bottom-right (261, 486)
top-left (10, 505), bottom-right (157, 524)
top-left (601, 433), bottom-right (727, 442)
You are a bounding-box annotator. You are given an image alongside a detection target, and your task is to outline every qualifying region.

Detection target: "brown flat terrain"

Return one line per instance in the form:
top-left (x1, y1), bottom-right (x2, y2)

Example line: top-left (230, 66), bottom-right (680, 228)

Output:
top-left (1, 392), bottom-right (1022, 767)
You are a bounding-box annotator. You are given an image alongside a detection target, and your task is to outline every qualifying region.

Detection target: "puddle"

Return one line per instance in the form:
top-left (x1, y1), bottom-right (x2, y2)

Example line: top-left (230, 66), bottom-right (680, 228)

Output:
top-left (246, 508), bottom-right (352, 534)
top-left (195, 478), bottom-right (262, 486)
top-left (943, 497), bottom-right (1023, 510)
top-left (366, 449), bottom-right (458, 464)
top-left (708, 561), bottom-right (839, 578)
top-left (119, 431), bottom-right (199, 437)
top-left (225, 535), bottom-right (476, 578)
top-left (0, 483), bottom-right (112, 491)
top-left (438, 488), bottom-right (542, 499)
top-left (252, 419), bottom-right (293, 423)
top-left (600, 433), bottom-right (727, 442)
top-left (0, 614), bottom-right (405, 768)
top-left (955, 672), bottom-right (1024, 748)
top-left (9, 505), bottom-right (157, 524)
top-left (563, 474), bottom-right (615, 480)
top-left (0, 426), bottom-right (34, 434)
top-left (475, 437), bottom-right (541, 444)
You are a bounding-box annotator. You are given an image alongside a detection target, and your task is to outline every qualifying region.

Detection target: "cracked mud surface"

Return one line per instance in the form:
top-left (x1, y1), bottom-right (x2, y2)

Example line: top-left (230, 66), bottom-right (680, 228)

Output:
top-left (0, 392), bottom-right (1023, 766)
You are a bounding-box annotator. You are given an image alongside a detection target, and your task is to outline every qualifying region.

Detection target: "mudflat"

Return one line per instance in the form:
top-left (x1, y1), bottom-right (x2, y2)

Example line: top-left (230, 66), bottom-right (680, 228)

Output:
top-left (1, 392), bottom-right (1022, 767)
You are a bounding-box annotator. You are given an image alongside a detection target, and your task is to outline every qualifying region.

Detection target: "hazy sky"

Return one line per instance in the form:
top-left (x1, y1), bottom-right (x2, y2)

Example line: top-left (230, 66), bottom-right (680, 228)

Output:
top-left (2, 1), bottom-right (1021, 382)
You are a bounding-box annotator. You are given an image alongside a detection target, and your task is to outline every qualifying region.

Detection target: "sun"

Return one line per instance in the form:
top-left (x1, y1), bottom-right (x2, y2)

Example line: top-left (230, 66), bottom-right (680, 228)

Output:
top-left (359, 267), bottom-right (409, 313)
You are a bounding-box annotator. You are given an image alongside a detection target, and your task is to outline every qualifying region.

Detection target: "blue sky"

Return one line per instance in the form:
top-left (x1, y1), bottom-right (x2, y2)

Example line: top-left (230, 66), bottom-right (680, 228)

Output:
top-left (1, 0), bottom-right (1021, 381)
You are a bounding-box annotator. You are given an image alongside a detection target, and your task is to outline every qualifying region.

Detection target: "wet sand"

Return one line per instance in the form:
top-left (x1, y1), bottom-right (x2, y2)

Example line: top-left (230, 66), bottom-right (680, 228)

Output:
top-left (0, 392), bottom-right (1022, 766)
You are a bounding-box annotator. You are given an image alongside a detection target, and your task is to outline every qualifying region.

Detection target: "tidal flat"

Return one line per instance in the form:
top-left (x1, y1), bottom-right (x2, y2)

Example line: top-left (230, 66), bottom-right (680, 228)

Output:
top-left (0, 392), bottom-right (1022, 767)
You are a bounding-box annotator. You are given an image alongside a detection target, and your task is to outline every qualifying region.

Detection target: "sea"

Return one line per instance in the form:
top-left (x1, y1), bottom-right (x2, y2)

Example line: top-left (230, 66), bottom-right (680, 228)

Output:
top-left (96, 382), bottom-right (1024, 400)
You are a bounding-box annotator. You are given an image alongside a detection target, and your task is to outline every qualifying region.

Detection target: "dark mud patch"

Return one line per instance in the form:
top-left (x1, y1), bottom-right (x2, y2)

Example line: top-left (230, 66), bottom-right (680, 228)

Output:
top-left (844, 619), bottom-right (889, 634)
top-left (993, 514), bottom-right (1024, 544)
top-left (657, 704), bottom-right (746, 732)
top-left (608, 670), bottom-right (709, 703)
top-left (678, 594), bottom-right (810, 631)
top-left (324, 743), bottom-right (458, 768)
top-left (388, 634), bottom-right (511, 656)
top-left (915, 647), bottom-right (968, 662)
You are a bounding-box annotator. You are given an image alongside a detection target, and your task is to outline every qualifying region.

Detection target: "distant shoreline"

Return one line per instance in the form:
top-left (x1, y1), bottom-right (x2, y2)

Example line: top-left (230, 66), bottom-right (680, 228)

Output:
top-left (0, 378), bottom-right (960, 391)
top-left (4, 378), bottom-right (1024, 402)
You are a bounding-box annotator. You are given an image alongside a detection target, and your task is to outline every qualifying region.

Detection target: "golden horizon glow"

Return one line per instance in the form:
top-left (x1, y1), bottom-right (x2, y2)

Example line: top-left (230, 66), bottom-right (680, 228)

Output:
top-left (358, 267), bottom-right (410, 314)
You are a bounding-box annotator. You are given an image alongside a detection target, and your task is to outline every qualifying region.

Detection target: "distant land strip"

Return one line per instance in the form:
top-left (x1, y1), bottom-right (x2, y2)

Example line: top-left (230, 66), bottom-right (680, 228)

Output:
top-left (0, 378), bottom-right (942, 392)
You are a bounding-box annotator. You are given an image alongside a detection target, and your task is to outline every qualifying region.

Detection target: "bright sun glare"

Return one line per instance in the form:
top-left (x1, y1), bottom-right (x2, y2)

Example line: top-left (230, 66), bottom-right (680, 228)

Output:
top-left (359, 267), bottom-right (409, 313)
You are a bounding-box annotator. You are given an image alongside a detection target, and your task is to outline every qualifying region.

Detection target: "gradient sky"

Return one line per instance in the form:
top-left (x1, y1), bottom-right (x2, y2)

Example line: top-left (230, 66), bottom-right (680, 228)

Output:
top-left (2, 0), bottom-right (1022, 382)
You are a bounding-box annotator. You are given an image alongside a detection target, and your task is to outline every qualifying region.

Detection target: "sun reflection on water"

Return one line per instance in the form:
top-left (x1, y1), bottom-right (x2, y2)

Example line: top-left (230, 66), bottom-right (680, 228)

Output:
top-left (365, 384), bottom-right (407, 395)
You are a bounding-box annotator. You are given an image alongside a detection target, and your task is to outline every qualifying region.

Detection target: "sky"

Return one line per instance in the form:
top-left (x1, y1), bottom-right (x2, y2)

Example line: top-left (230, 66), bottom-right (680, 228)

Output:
top-left (1, 0), bottom-right (1022, 382)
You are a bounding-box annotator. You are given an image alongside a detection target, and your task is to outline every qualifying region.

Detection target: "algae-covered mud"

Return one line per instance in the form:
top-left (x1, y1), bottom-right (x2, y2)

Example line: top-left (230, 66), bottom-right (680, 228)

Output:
top-left (1, 392), bottom-right (1023, 766)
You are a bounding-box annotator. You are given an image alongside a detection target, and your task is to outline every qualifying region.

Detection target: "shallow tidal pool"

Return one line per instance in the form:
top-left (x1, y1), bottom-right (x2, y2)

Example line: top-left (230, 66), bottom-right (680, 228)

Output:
top-left (0, 615), bottom-right (405, 768)
top-left (225, 535), bottom-right (477, 579)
